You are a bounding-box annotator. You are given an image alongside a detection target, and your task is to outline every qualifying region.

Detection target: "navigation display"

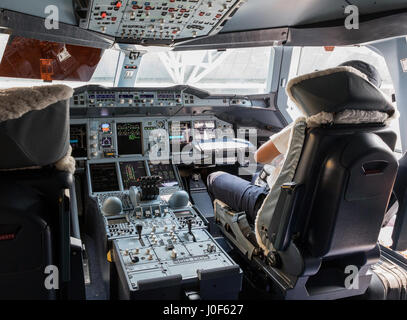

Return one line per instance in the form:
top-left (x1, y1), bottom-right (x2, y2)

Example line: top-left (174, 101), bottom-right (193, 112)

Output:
top-left (194, 121), bottom-right (216, 141)
top-left (89, 163), bottom-right (119, 193)
top-left (148, 161), bottom-right (179, 187)
top-left (120, 161), bottom-right (147, 189)
top-left (170, 121), bottom-right (192, 151)
top-left (70, 124), bottom-right (87, 158)
top-left (117, 122), bottom-right (143, 155)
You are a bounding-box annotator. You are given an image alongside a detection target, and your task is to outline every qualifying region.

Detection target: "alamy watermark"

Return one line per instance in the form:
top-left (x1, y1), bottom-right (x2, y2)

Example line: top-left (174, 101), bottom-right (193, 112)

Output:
top-left (344, 265), bottom-right (360, 290)
top-left (44, 265), bottom-right (59, 290)
top-left (45, 5), bottom-right (59, 30)
top-left (345, 5), bottom-right (360, 30)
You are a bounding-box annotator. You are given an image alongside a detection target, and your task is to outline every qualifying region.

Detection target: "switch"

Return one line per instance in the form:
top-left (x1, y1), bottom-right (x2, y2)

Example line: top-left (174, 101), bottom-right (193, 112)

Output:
top-left (171, 249), bottom-right (177, 259)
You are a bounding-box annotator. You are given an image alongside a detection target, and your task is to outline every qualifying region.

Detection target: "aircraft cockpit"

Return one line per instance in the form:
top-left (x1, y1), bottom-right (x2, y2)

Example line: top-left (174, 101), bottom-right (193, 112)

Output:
top-left (1, 0), bottom-right (407, 305)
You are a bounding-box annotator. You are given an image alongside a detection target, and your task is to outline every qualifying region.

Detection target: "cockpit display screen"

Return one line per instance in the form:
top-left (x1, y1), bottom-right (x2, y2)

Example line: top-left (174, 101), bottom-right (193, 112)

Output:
top-left (70, 124), bottom-right (87, 158)
top-left (148, 161), bottom-right (179, 187)
top-left (194, 120), bottom-right (216, 141)
top-left (119, 161), bottom-right (147, 189)
top-left (117, 122), bottom-right (143, 155)
top-left (170, 121), bottom-right (192, 151)
top-left (101, 123), bottom-right (111, 133)
top-left (89, 163), bottom-right (120, 193)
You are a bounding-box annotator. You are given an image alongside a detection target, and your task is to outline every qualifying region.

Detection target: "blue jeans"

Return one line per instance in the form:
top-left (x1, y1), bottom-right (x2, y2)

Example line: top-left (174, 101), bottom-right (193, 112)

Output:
top-left (207, 171), bottom-right (268, 222)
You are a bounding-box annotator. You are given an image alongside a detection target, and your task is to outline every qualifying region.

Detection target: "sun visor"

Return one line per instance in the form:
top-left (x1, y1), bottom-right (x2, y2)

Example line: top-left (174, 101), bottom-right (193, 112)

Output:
top-left (286, 66), bottom-right (395, 117)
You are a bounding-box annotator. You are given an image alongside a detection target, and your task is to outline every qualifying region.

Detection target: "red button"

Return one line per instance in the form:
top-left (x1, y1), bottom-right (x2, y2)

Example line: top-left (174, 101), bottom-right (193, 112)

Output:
top-left (145, 6), bottom-right (151, 10)
top-left (215, 14), bottom-right (222, 18)
top-left (116, 1), bottom-right (122, 8)
top-left (112, 17), bottom-right (117, 21)
top-left (199, 12), bottom-right (205, 16)
top-left (101, 12), bottom-right (107, 18)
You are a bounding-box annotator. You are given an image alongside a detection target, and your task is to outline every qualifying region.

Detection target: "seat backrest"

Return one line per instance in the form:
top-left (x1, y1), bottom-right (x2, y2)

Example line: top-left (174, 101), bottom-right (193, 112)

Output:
top-left (293, 125), bottom-right (398, 258)
top-left (0, 85), bottom-right (74, 299)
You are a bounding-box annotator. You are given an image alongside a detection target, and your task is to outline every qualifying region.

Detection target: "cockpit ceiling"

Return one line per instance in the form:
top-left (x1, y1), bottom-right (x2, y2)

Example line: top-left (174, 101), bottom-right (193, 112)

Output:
top-left (1, 0), bottom-right (407, 49)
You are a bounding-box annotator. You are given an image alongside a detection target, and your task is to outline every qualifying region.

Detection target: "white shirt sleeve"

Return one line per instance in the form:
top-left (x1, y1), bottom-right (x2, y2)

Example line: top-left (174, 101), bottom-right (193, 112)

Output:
top-left (269, 123), bottom-right (293, 155)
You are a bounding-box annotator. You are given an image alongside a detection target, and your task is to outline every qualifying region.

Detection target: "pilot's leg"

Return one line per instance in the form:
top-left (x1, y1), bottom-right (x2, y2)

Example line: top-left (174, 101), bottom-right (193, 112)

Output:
top-left (207, 171), bottom-right (267, 222)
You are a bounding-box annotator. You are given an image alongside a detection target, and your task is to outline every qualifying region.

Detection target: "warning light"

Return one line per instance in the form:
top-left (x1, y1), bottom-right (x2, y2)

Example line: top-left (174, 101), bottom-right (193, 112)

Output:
top-left (116, 1), bottom-right (123, 8)
top-left (101, 11), bottom-right (107, 19)
top-left (324, 46), bottom-right (335, 52)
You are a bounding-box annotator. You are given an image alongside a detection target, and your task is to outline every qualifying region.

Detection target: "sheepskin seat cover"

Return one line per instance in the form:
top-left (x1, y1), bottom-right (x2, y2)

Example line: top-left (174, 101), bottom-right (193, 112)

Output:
top-left (0, 85), bottom-right (75, 173)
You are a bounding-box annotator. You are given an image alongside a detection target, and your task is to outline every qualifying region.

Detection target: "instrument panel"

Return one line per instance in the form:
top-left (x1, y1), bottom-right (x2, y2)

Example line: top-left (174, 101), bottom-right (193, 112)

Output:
top-left (71, 116), bottom-right (233, 160)
top-left (71, 85), bottom-right (253, 109)
top-left (88, 159), bottom-right (182, 195)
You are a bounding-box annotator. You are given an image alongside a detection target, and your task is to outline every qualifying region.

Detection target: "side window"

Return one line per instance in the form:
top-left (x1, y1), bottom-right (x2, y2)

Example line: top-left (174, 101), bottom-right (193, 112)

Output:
top-left (287, 46), bottom-right (401, 154)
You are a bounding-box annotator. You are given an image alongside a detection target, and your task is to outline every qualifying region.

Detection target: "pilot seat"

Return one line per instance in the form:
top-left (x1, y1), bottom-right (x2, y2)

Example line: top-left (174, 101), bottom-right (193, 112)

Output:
top-left (0, 85), bottom-right (84, 299)
top-left (214, 66), bottom-right (399, 300)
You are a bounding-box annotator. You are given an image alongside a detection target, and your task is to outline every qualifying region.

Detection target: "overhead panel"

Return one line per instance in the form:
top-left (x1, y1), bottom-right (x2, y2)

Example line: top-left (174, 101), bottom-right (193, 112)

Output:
top-left (87, 0), bottom-right (245, 44)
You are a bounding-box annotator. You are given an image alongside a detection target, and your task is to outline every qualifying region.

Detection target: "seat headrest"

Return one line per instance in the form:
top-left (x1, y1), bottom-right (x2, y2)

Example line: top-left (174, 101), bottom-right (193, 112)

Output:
top-left (286, 66), bottom-right (395, 117)
top-left (0, 85), bottom-right (74, 171)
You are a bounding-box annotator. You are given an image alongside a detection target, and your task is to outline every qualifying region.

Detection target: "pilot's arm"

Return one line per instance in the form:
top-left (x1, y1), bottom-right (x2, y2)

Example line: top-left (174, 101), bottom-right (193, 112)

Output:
top-left (254, 124), bottom-right (292, 164)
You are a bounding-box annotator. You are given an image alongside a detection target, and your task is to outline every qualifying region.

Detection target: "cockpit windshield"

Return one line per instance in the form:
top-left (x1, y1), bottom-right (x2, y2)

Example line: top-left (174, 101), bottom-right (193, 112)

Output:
top-left (0, 35), bottom-right (273, 95)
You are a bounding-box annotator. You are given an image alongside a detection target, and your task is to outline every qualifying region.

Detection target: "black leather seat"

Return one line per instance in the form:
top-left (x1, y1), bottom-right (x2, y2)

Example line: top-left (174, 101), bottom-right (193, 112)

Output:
top-left (263, 68), bottom-right (399, 299)
top-left (0, 85), bottom-right (84, 300)
top-left (214, 67), bottom-right (399, 300)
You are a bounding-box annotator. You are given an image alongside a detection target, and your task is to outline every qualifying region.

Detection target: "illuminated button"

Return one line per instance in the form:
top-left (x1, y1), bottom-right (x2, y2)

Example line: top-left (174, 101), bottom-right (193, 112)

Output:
top-left (116, 1), bottom-right (122, 8)
top-left (101, 12), bottom-right (107, 19)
